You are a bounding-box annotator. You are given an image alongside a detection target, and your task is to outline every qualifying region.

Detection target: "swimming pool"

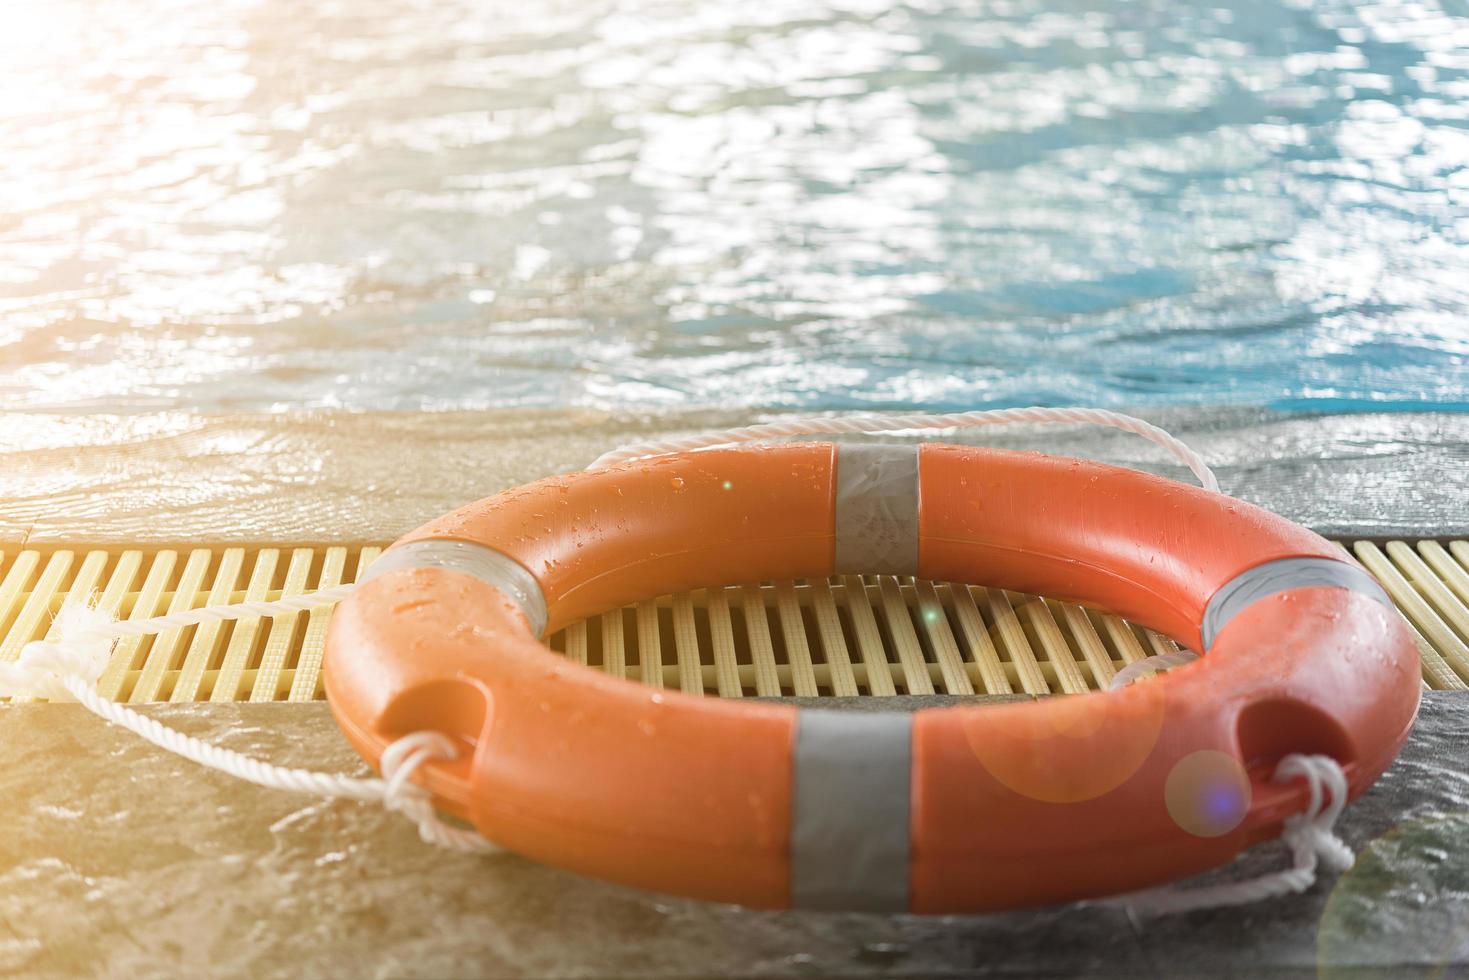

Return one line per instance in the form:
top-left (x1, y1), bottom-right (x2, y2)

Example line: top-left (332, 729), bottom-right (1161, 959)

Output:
top-left (1, 0), bottom-right (1465, 413)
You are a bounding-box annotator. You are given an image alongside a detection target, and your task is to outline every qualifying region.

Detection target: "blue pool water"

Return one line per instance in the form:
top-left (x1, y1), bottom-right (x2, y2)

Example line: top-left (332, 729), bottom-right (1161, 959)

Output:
top-left (0, 0), bottom-right (1465, 413)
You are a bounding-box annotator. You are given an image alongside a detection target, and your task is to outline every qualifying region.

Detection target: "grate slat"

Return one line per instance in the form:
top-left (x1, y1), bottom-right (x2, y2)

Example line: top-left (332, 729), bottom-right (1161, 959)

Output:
top-left (565, 620), bottom-right (588, 667)
top-left (210, 550), bottom-right (278, 702)
top-left (1420, 541), bottom-right (1469, 610)
top-left (774, 581), bottom-right (820, 697)
top-left (1142, 625), bottom-right (1182, 659)
top-left (740, 585), bottom-right (782, 697)
top-left (98, 552), bottom-right (174, 701)
top-left (287, 547), bottom-right (349, 702)
top-left (707, 587), bottom-right (741, 697)
top-left (636, 600), bottom-right (663, 690)
top-left (1, 552), bottom-right (73, 666)
top-left (0, 551), bottom-right (41, 648)
top-left (985, 588), bottom-right (1050, 695)
top-left (601, 609), bottom-right (627, 682)
top-left (947, 584), bottom-right (1012, 695)
top-left (1355, 542), bottom-right (1469, 686)
top-left (914, 580), bottom-right (975, 696)
top-left (808, 579), bottom-right (858, 696)
top-left (1388, 542), bottom-right (1469, 648)
top-left (670, 593), bottom-right (702, 695)
top-left (250, 548), bottom-right (315, 702)
top-left (843, 576), bottom-right (897, 696)
top-left (172, 548), bottom-right (245, 703)
top-left (2, 539), bottom-right (1468, 703)
top-left (1057, 601), bottom-right (1119, 690)
top-left (1097, 612), bottom-right (1149, 667)
top-left (878, 577), bottom-right (935, 696)
top-left (1020, 595), bottom-right (1090, 695)
top-left (130, 549), bottom-right (211, 703)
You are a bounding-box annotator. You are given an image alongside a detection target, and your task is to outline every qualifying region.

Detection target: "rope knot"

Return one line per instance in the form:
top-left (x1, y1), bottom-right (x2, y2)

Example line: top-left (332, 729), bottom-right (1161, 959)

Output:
top-left (1274, 753), bottom-right (1354, 875)
top-left (1103, 751), bottom-right (1353, 916)
top-left (379, 731), bottom-right (459, 807)
top-left (0, 604), bottom-right (116, 701)
top-left (377, 731), bottom-right (499, 853)
top-left (1, 587), bottom-right (500, 855)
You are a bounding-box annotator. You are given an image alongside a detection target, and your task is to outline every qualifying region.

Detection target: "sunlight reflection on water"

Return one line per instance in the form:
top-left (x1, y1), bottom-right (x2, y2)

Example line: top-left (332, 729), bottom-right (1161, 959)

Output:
top-left (0, 0), bottom-right (1465, 412)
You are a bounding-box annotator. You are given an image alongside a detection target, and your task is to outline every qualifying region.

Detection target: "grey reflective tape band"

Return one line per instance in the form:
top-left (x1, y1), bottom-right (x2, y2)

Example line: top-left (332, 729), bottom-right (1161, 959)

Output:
top-left (790, 709), bottom-right (912, 912)
top-left (834, 444), bottom-right (920, 576)
top-left (1202, 556), bottom-right (1392, 651)
top-left (361, 539), bottom-right (549, 638)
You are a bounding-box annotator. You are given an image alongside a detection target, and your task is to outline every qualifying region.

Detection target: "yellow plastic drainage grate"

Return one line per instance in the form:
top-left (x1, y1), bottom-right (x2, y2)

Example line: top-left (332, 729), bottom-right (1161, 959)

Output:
top-left (1, 541), bottom-right (1467, 704)
top-left (0, 546), bottom-right (380, 704)
top-left (542, 577), bottom-right (1186, 697)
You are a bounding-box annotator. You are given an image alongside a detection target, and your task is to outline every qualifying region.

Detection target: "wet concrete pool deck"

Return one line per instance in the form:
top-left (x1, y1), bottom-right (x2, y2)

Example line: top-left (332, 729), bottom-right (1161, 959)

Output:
top-left (1, 407), bottom-right (1465, 545)
top-left (2, 698), bottom-right (1467, 979)
top-left (1, 407), bottom-right (1467, 977)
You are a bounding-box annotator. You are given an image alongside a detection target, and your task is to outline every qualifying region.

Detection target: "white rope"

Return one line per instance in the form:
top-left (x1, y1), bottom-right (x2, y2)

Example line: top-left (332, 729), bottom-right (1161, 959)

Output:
top-left (590, 407), bottom-right (1220, 493)
top-left (88, 583), bottom-right (360, 640)
top-left (1103, 657), bottom-right (1357, 913)
top-left (1101, 754), bottom-right (1354, 916)
top-left (0, 595), bottom-right (498, 855)
top-left (1108, 650), bottom-right (1201, 689)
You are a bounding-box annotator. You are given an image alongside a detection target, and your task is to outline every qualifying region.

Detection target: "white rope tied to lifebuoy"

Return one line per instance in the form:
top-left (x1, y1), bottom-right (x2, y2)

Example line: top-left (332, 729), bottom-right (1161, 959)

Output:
top-left (1102, 653), bottom-right (1354, 912)
top-left (1108, 649), bottom-right (1202, 689)
top-left (590, 406), bottom-right (1221, 493)
top-left (0, 411), bottom-right (1359, 911)
top-left (0, 602), bottom-right (497, 854)
top-left (1100, 753), bottom-right (1354, 917)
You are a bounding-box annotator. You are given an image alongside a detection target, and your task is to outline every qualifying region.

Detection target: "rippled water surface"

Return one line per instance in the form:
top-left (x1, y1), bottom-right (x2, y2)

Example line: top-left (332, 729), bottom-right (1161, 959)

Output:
top-left (1, 0), bottom-right (1466, 412)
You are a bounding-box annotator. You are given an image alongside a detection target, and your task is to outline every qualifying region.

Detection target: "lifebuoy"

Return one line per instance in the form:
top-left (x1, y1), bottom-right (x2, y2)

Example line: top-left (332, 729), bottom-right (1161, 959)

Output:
top-left (323, 442), bottom-right (1419, 913)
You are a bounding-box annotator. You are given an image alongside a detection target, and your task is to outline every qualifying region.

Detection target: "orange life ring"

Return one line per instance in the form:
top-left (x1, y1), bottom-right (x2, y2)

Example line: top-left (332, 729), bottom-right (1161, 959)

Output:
top-left (323, 443), bottom-right (1419, 913)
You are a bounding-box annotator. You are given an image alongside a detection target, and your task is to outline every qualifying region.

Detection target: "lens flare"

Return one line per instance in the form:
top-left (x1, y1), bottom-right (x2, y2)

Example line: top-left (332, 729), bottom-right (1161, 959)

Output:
top-left (961, 681), bottom-right (1168, 804)
top-left (1164, 750), bottom-right (1251, 838)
